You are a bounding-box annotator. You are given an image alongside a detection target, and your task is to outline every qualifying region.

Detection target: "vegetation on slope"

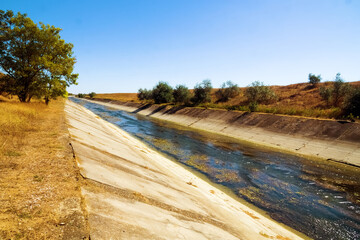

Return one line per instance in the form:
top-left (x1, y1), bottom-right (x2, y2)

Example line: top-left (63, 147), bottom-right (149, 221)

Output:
top-left (93, 78), bottom-right (360, 120)
top-left (0, 97), bottom-right (88, 239)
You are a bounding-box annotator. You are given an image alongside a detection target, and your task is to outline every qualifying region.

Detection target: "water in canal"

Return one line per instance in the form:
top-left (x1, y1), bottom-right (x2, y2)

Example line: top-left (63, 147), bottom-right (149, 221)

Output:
top-left (71, 98), bottom-right (360, 240)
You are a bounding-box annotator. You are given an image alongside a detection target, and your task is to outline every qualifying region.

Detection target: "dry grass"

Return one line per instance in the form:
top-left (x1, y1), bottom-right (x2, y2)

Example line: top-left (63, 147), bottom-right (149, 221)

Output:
top-left (0, 98), bottom-right (87, 239)
top-left (211, 81), bottom-right (360, 119)
top-left (94, 93), bottom-right (139, 102)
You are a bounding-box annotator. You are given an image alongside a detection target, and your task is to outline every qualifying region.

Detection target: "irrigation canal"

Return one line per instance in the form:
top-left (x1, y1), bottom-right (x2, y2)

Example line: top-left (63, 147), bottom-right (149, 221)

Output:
top-left (71, 97), bottom-right (360, 240)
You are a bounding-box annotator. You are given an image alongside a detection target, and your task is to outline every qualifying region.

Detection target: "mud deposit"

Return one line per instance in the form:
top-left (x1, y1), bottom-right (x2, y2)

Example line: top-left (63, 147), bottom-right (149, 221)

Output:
top-left (71, 98), bottom-right (360, 240)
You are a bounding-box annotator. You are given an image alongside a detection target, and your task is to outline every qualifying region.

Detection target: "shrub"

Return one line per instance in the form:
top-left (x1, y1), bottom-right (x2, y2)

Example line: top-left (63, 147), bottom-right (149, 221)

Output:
top-left (173, 85), bottom-right (191, 104)
top-left (215, 81), bottom-right (240, 102)
top-left (245, 81), bottom-right (276, 104)
top-left (192, 79), bottom-right (212, 105)
top-left (343, 87), bottom-right (360, 118)
top-left (77, 93), bottom-right (85, 98)
top-left (319, 73), bottom-right (352, 107)
top-left (151, 82), bottom-right (173, 104)
top-left (319, 86), bottom-right (332, 106)
top-left (308, 73), bottom-right (321, 88)
top-left (248, 102), bottom-right (258, 112)
top-left (137, 88), bottom-right (153, 101)
top-left (332, 73), bottom-right (352, 107)
top-left (88, 92), bottom-right (96, 99)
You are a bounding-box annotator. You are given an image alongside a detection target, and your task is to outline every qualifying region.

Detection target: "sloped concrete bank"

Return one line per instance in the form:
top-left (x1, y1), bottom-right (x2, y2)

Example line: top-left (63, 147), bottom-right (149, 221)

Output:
top-left (65, 100), bottom-right (305, 239)
top-left (89, 98), bottom-right (360, 167)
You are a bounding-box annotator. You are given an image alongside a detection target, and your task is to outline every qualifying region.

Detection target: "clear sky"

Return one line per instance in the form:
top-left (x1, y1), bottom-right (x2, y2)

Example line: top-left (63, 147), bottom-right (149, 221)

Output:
top-left (2, 0), bottom-right (360, 93)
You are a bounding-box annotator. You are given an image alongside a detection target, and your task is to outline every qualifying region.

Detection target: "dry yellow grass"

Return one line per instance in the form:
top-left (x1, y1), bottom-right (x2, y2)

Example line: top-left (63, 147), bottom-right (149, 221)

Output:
top-left (94, 93), bottom-right (139, 102)
top-left (0, 98), bottom-right (88, 239)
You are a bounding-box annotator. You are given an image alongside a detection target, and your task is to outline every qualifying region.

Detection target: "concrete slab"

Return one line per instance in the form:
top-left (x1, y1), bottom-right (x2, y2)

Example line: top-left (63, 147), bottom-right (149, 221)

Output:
top-left (65, 100), bottom-right (305, 240)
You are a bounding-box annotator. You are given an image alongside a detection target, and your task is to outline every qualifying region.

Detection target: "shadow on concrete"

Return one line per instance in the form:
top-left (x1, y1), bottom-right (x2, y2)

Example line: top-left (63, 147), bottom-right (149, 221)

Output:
top-left (132, 104), bottom-right (152, 114)
top-left (147, 105), bottom-right (167, 116)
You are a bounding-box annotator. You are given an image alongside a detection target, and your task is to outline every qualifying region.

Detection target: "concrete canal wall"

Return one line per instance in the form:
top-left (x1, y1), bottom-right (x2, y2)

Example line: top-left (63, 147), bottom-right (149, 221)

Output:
top-left (87, 98), bottom-right (360, 167)
top-left (65, 100), bottom-right (305, 239)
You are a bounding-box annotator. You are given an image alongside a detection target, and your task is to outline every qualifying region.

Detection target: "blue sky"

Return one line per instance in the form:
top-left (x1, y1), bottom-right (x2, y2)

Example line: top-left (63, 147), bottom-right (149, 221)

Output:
top-left (2, 0), bottom-right (360, 93)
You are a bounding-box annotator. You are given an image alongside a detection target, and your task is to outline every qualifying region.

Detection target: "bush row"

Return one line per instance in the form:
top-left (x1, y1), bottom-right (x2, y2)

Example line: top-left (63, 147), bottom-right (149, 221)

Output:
top-left (138, 73), bottom-right (360, 119)
top-left (138, 80), bottom-right (276, 110)
top-left (77, 92), bottom-right (96, 99)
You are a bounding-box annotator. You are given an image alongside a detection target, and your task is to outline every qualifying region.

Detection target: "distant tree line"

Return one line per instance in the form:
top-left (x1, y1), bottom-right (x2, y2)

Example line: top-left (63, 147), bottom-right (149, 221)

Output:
top-left (137, 73), bottom-right (360, 120)
top-left (0, 10), bottom-right (78, 104)
top-left (76, 92), bottom-right (96, 99)
top-left (137, 79), bottom-right (276, 111)
top-left (138, 79), bottom-right (235, 105)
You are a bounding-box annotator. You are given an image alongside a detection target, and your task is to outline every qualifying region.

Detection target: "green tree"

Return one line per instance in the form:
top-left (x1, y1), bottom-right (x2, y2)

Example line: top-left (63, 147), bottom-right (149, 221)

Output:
top-left (332, 73), bottom-right (351, 107)
top-left (245, 81), bottom-right (276, 105)
top-left (318, 73), bottom-right (352, 107)
top-left (308, 73), bottom-right (321, 88)
top-left (88, 92), bottom-right (96, 99)
top-left (173, 84), bottom-right (191, 104)
top-left (41, 76), bottom-right (68, 105)
top-left (137, 88), bottom-right (152, 101)
top-left (343, 87), bottom-right (360, 118)
top-left (192, 79), bottom-right (212, 105)
top-left (215, 80), bottom-right (240, 102)
top-left (151, 82), bottom-right (173, 104)
top-left (0, 10), bottom-right (78, 103)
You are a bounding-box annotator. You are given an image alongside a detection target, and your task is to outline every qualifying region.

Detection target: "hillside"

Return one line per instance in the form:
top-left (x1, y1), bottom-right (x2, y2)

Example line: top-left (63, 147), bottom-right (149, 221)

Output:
top-left (93, 81), bottom-right (360, 120)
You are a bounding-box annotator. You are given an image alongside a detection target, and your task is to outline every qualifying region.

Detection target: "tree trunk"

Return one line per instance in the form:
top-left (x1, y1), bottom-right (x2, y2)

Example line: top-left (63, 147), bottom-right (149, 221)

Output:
top-left (18, 79), bottom-right (30, 102)
top-left (18, 92), bottom-right (27, 102)
top-left (26, 95), bottom-right (32, 102)
top-left (45, 97), bottom-right (50, 105)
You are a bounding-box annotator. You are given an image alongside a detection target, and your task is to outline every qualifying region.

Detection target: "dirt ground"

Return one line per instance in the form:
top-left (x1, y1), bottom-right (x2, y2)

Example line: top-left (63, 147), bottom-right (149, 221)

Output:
top-left (0, 98), bottom-right (89, 239)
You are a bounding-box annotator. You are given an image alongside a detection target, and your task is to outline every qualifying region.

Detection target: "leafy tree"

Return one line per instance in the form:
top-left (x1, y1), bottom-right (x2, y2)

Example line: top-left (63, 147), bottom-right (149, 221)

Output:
top-left (137, 88), bottom-right (153, 101)
top-left (88, 92), bottom-right (96, 99)
top-left (77, 93), bottom-right (85, 98)
top-left (215, 80), bottom-right (240, 102)
top-left (343, 87), bottom-right (360, 118)
top-left (192, 79), bottom-right (212, 104)
top-left (151, 82), bottom-right (173, 104)
top-left (332, 73), bottom-right (351, 107)
top-left (173, 84), bottom-right (191, 104)
top-left (0, 10), bottom-right (78, 103)
top-left (245, 81), bottom-right (276, 104)
top-left (308, 73), bottom-right (321, 88)
top-left (41, 76), bottom-right (68, 105)
top-left (319, 73), bottom-right (352, 107)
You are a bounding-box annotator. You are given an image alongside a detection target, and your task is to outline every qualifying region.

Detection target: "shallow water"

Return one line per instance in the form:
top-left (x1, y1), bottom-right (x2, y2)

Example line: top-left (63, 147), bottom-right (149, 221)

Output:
top-left (71, 98), bottom-right (360, 240)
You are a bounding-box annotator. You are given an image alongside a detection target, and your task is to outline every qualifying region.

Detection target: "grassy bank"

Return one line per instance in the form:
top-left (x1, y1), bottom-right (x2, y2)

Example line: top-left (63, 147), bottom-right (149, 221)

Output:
top-left (0, 97), bottom-right (88, 239)
top-left (92, 81), bottom-right (360, 120)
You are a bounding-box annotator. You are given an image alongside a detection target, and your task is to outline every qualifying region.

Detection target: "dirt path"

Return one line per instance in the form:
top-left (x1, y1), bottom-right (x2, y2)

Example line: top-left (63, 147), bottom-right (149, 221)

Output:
top-left (65, 99), bottom-right (306, 240)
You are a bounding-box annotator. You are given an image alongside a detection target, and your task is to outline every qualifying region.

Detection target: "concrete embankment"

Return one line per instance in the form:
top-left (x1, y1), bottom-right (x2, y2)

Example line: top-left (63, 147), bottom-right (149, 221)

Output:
top-left (89, 98), bottom-right (360, 167)
top-left (65, 100), bottom-right (305, 239)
